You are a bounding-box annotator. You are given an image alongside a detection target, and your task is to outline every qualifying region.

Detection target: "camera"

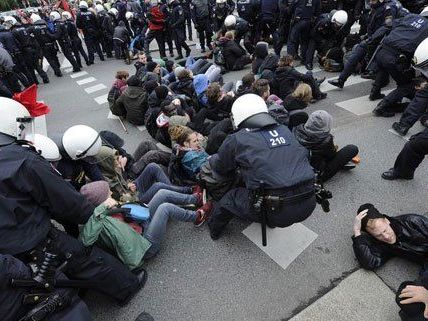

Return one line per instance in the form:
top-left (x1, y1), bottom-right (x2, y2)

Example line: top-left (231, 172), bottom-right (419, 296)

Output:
top-left (314, 175), bottom-right (332, 213)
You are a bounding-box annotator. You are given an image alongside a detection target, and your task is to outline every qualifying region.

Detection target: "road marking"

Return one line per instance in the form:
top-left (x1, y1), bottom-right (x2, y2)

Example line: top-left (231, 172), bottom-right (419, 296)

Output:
top-left (85, 83), bottom-right (107, 94)
top-left (94, 93), bottom-right (108, 105)
top-left (335, 89), bottom-right (394, 115)
top-left (295, 65), bottom-right (322, 74)
top-left (320, 75), bottom-right (371, 93)
top-left (242, 223), bottom-right (318, 270)
top-left (76, 77), bottom-right (96, 85)
top-left (108, 111), bottom-right (120, 119)
top-left (63, 68), bottom-right (73, 74)
top-left (70, 71), bottom-right (88, 79)
top-left (61, 58), bottom-right (72, 69)
top-left (136, 125), bottom-right (147, 131)
top-left (388, 129), bottom-right (410, 141)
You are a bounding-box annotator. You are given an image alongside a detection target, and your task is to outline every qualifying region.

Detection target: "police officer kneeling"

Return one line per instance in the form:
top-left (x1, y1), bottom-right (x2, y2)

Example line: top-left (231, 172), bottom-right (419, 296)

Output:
top-left (208, 94), bottom-right (317, 241)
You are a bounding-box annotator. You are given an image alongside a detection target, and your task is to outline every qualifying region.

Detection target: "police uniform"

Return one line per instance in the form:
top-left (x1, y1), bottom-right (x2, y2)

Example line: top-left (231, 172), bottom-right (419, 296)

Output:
top-left (275, 0), bottom-right (293, 55)
top-left (76, 8), bottom-right (105, 64)
top-left (213, 0), bottom-right (234, 31)
top-left (31, 20), bottom-right (62, 77)
top-left (179, 0), bottom-right (193, 40)
top-left (222, 16), bottom-right (255, 54)
top-left (237, 0), bottom-right (260, 48)
top-left (373, 14), bottom-right (428, 108)
top-left (191, 0), bottom-right (213, 51)
top-left (208, 123), bottom-right (316, 238)
top-left (394, 83), bottom-right (428, 132)
top-left (337, 0), bottom-right (364, 35)
top-left (12, 24), bottom-right (49, 84)
top-left (0, 142), bottom-right (141, 303)
top-left (102, 12), bottom-right (117, 59)
top-left (64, 18), bottom-right (90, 68)
top-left (169, 1), bottom-right (191, 58)
top-left (287, 0), bottom-right (321, 61)
top-left (50, 20), bottom-right (81, 72)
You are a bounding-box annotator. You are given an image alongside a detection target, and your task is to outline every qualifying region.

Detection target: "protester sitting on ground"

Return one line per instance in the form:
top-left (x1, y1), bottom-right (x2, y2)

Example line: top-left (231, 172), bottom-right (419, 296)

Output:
top-left (171, 68), bottom-right (196, 100)
top-left (252, 41), bottom-right (269, 74)
top-left (352, 204), bottom-right (428, 321)
top-left (135, 52), bottom-right (149, 81)
top-left (185, 56), bottom-right (223, 83)
top-left (111, 75), bottom-right (148, 126)
top-left (108, 70), bottom-right (129, 112)
top-left (193, 74), bottom-right (210, 108)
top-left (206, 82), bottom-right (235, 121)
top-left (294, 110), bottom-right (359, 182)
top-left (217, 31), bottom-right (251, 71)
top-left (271, 55), bottom-right (327, 101)
top-left (235, 72), bottom-right (255, 98)
top-left (283, 83), bottom-right (312, 128)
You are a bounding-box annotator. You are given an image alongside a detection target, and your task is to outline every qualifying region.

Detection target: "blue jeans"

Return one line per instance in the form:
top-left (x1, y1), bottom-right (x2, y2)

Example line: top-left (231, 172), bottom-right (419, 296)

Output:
top-left (134, 163), bottom-right (191, 204)
top-left (143, 189), bottom-right (198, 257)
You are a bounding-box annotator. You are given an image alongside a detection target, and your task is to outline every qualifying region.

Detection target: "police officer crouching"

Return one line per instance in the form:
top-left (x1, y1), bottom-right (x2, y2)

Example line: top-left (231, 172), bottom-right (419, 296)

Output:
top-left (208, 94), bottom-right (317, 241)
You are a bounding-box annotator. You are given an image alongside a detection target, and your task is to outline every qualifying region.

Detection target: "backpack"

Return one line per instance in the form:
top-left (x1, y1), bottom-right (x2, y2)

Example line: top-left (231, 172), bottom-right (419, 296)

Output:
top-left (213, 46), bottom-right (226, 66)
top-left (168, 147), bottom-right (197, 186)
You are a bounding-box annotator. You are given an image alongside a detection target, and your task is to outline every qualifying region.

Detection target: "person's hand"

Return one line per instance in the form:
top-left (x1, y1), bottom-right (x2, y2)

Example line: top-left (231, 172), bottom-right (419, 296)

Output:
top-left (227, 91), bottom-right (235, 97)
top-left (118, 155), bottom-right (127, 170)
top-left (128, 182), bottom-right (137, 192)
top-left (103, 197), bottom-right (118, 208)
top-left (353, 209), bottom-right (368, 237)
top-left (400, 285), bottom-right (428, 318)
top-left (172, 98), bottom-right (181, 106)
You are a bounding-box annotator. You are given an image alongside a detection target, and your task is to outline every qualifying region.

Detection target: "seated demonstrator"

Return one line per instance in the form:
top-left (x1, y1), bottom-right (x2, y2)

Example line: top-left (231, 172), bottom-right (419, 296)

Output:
top-left (208, 94), bottom-right (316, 240)
top-left (0, 98), bottom-right (146, 306)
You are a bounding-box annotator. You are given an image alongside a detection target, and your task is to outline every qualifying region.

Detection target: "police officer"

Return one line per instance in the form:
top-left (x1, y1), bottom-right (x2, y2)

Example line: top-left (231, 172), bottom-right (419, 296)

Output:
top-left (191, 0), bottom-right (213, 52)
top-left (224, 14), bottom-right (255, 54)
top-left (62, 11), bottom-right (90, 69)
top-left (305, 10), bottom-right (348, 70)
top-left (259, 0), bottom-right (279, 47)
top-left (236, 0), bottom-right (260, 47)
top-left (274, 0), bottom-right (293, 55)
top-left (96, 4), bottom-right (113, 57)
top-left (145, 0), bottom-right (168, 58)
top-left (0, 43), bottom-right (22, 94)
top-left (179, 0), bottom-right (193, 40)
top-left (337, 0), bottom-right (364, 35)
top-left (103, 8), bottom-right (119, 58)
top-left (11, 17), bottom-right (50, 84)
top-left (76, 0), bottom-right (105, 64)
top-left (0, 99), bottom-right (146, 305)
top-left (207, 94), bottom-right (317, 240)
top-left (31, 15), bottom-right (63, 77)
top-left (49, 11), bottom-right (81, 73)
top-left (287, 0), bottom-right (321, 64)
top-left (168, 0), bottom-right (192, 59)
top-left (212, 0), bottom-right (234, 31)
top-left (328, 0), bottom-right (399, 90)
top-left (372, 12), bottom-right (428, 117)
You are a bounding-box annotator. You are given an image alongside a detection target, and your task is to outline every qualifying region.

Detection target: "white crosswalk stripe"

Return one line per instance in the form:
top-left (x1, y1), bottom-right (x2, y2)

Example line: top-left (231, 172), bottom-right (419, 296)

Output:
top-left (61, 58), bottom-right (72, 69)
top-left (63, 68), bottom-right (73, 74)
top-left (94, 93), bottom-right (108, 105)
top-left (295, 65), bottom-right (322, 74)
top-left (85, 84), bottom-right (107, 94)
top-left (76, 77), bottom-right (96, 85)
top-left (335, 89), bottom-right (394, 115)
top-left (70, 71), bottom-right (88, 79)
top-left (108, 111), bottom-right (120, 119)
top-left (321, 75), bottom-right (371, 92)
top-left (136, 125), bottom-right (147, 131)
top-left (388, 129), bottom-right (410, 141)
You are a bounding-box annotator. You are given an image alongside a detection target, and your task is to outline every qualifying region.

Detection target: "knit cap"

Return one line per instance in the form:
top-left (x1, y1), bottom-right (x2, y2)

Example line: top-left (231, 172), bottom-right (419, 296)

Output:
top-left (80, 181), bottom-right (110, 206)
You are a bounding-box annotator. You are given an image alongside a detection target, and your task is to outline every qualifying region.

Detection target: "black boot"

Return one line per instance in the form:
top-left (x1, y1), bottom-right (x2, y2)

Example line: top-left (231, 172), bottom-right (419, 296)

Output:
top-left (361, 70), bottom-right (376, 80)
top-left (372, 100), bottom-right (395, 117)
top-left (391, 122), bottom-right (410, 136)
top-left (420, 115), bottom-right (428, 128)
top-left (369, 88), bottom-right (385, 101)
top-left (185, 48), bottom-right (191, 57)
top-left (328, 78), bottom-right (344, 89)
top-left (381, 168), bottom-right (413, 180)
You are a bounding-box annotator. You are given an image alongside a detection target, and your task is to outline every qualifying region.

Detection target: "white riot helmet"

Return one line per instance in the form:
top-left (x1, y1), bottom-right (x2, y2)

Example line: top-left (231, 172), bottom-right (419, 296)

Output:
top-left (168, 0), bottom-right (176, 4)
top-left (413, 37), bottom-right (428, 78)
top-left (108, 8), bottom-right (118, 16)
top-left (96, 4), bottom-right (105, 13)
top-left (62, 125), bottom-right (102, 160)
top-left (4, 16), bottom-right (18, 27)
top-left (31, 13), bottom-right (42, 23)
top-left (125, 11), bottom-right (133, 20)
top-left (331, 10), bottom-right (348, 28)
top-left (95, 0), bottom-right (103, 4)
top-left (50, 11), bottom-right (61, 22)
top-left (231, 94), bottom-right (276, 128)
top-left (61, 11), bottom-right (72, 20)
top-left (0, 97), bottom-right (31, 143)
top-left (33, 134), bottom-right (61, 161)
top-left (216, 0), bottom-right (227, 3)
top-left (79, 1), bottom-right (89, 9)
top-left (224, 15), bottom-right (237, 28)
top-left (421, 6), bottom-right (428, 17)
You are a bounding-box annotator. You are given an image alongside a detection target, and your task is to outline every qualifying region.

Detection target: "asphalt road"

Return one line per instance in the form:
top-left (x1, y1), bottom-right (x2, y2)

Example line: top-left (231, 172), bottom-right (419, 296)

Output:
top-left (36, 44), bottom-right (428, 321)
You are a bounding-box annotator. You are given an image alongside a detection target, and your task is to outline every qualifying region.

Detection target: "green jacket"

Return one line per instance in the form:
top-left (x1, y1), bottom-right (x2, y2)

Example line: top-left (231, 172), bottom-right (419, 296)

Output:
top-left (80, 204), bottom-right (151, 270)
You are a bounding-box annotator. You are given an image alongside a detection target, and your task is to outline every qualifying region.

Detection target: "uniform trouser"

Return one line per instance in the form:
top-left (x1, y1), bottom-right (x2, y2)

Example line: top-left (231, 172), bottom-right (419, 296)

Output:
top-left (47, 227), bottom-right (140, 302)
top-left (392, 129), bottom-right (428, 178)
top-left (113, 39), bottom-right (129, 60)
top-left (165, 29), bottom-right (174, 55)
top-left (11, 52), bottom-right (31, 87)
top-left (22, 47), bottom-right (48, 83)
top-left (72, 37), bottom-right (90, 67)
top-left (59, 42), bottom-right (80, 71)
top-left (43, 44), bottom-right (62, 76)
top-left (236, 31), bottom-right (255, 54)
top-left (339, 43), bottom-right (367, 83)
top-left (102, 34), bottom-right (114, 57)
top-left (184, 10), bottom-right (192, 39)
top-left (84, 36), bottom-right (105, 63)
top-left (287, 19), bottom-right (311, 60)
top-left (2, 71), bottom-right (22, 93)
top-left (208, 186), bottom-right (316, 235)
top-left (274, 19), bottom-right (291, 56)
top-left (400, 100), bottom-right (427, 128)
top-left (0, 80), bottom-right (13, 97)
top-left (305, 37), bottom-right (321, 66)
top-left (319, 145), bottom-right (359, 181)
top-left (173, 28), bottom-right (190, 57)
top-left (144, 29), bottom-right (166, 58)
top-left (373, 48), bottom-right (414, 103)
top-left (195, 17), bottom-right (213, 50)
top-left (0, 254), bottom-right (92, 321)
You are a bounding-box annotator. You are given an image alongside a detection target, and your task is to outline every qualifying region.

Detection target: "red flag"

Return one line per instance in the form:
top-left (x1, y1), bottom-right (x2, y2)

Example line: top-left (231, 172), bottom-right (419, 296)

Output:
top-left (13, 84), bottom-right (51, 117)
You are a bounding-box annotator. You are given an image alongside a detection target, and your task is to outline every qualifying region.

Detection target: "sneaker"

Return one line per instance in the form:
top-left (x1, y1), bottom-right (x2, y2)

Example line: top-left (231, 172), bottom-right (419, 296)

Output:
top-left (192, 185), bottom-right (203, 194)
top-left (193, 192), bottom-right (203, 207)
top-left (315, 77), bottom-right (326, 86)
top-left (194, 201), bottom-right (213, 227)
top-left (315, 92), bottom-right (327, 100)
top-left (343, 162), bottom-right (356, 170)
top-left (420, 115), bottom-right (428, 128)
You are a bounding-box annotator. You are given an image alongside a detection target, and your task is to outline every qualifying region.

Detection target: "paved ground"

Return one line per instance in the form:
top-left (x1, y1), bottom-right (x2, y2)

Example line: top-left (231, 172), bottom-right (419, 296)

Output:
top-left (35, 41), bottom-right (428, 321)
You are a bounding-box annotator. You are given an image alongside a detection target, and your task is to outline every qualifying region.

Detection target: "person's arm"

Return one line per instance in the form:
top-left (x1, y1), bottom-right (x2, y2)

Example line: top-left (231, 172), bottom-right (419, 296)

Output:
top-left (20, 155), bottom-right (95, 225)
top-left (81, 160), bottom-right (105, 182)
top-left (209, 133), bottom-right (238, 176)
top-left (111, 94), bottom-right (127, 117)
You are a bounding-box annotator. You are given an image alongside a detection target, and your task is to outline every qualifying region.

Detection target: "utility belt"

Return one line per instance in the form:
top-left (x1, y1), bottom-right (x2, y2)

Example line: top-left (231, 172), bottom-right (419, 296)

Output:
top-left (256, 180), bottom-right (315, 205)
top-left (381, 43), bottom-right (412, 63)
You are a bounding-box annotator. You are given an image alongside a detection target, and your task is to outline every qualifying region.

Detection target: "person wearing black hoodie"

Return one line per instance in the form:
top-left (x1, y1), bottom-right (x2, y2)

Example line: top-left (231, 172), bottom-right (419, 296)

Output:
top-left (235, 72), bottom-right (255, 97)
top-left (218, 31), bottom-right (251, 71)
top-left (271, 55), bottom-right (326, 101)
top-left (293, 110), bottom-right (358, 181)
top-left (252, 41), bottom-right (269, 74)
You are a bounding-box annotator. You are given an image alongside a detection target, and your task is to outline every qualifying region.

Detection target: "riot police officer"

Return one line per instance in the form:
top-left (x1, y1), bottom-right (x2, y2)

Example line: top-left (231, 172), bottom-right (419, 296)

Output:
top-left (224, 14), bottom-right (255, 54)
top-left (236, 0), bottom-right (260, 46)
top-left (338, 0), bottom-right (364, 35)
top-left (168, 0), bottom-right (192, 59)
top-left (31, 15), bottom-right (63, 77)
top-left (62, 11), bottom-right (90, 68)
top-left (49, 11), bottom-right (81, 73)
top-left (76, 0), bottom-right (105, 64)
top-left (0, 99), bottom-right (146, 305)
top-left (191, 0), bottom-right (213, 52)
top-left (213, 0), bottom-right (234, 31)
top-left (207, 94), bottom-right (317, 240)
top-left (96, 4), bottom-right (113, 57)
top-left (275, 0), bottom-right (293, 55)
top-left (103, 8), bottom-right (119, 58)
top-left (179, 0), bottom-right (193, 40)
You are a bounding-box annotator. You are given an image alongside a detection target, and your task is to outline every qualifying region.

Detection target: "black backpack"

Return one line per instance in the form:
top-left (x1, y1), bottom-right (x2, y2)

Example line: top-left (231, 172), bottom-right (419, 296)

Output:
top-left (168, 147), bottom-right (197, 186)
top-left (213, 46), bottom-right (226, 66)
